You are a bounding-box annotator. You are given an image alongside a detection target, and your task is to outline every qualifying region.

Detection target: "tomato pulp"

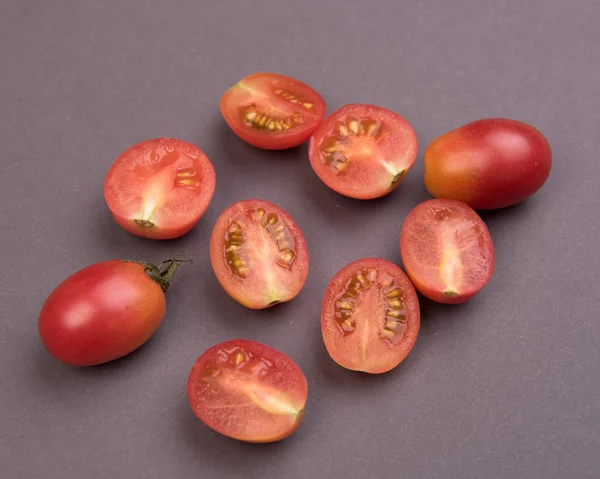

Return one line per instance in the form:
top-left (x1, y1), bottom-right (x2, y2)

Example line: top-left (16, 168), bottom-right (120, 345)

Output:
top-left (400, 199), bottom-right (494, 304)
top-left (220, 72), bottom-right (326, 150)
top-left (424, 118), bottom-right (552, 209)
top-left (321, 258), bottom-right (420, 374)
top-left (104, 138), bottom-right (216, 239)
top-left (187, 339), bottom-right (308, 443)
top-left (308, 104), bottom-right (418, 199)
top-left (210, 199), bottom-right (309, 309)
top-left (38, 256), bottom-right (188, 366)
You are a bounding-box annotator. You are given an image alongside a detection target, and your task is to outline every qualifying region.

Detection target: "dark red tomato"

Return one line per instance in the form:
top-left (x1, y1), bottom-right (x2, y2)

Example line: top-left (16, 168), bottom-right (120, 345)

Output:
top-left (209, 199), bottom-right (309, 309)
top-left (321, 258), bottom-right (420, 374)
top-left (400, 199), bottom-right (494, 304)
top-left (424, 118), bottom-right (552, 209)
top-left (187, 339), bottom-right (308, 443)
top-left (220, 72), bottom-right (326, 150)
top-left (38, 256), bottom-right (188, 366)
top-left (104, 138), bottom-right (216, 240)
top-left (308, 104), bottom-right (418, 199)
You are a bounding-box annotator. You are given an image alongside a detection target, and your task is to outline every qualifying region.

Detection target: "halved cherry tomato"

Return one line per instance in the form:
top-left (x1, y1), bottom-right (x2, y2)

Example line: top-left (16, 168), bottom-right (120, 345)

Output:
top-left (38, 255), bottom-right (189, 366)
top-left (209, 199), bottom-right (309, 309)
top-left (220, 72), bottom-right (326, 150)
top-left (321, 258), bottom-right (420, 374)
top-left (187, 339), bottom-right (308, 443)
top-left (400, 199), bottom-right (494, 304)
top-left (308, 104), bottom-right (418, 199)
top-left (424, 118), bottom-right (552, 209)
top-left (104, 138), bottom-right (216, 240)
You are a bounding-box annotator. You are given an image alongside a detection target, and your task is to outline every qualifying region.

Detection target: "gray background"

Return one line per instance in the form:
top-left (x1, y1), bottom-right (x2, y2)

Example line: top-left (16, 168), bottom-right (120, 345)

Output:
top-left (1, 0), bottom-right (598, 478)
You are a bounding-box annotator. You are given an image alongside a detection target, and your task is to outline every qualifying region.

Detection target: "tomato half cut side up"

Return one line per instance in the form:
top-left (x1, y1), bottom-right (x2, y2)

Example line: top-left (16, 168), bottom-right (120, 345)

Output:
top-left (400, 199), bottom-right (494, 304)
top-left (187, 339), bottom-right (308, 443)
top-left (308, 104), bottom-right (418, 199)
top-left (220, 72), bottom-right (326, 150)
top-left (210, 199), bottom-right (309, 309)
top-left (321, 258), bottom-right (420, 374)
top-left (104, 138), bottom-right (216, 240)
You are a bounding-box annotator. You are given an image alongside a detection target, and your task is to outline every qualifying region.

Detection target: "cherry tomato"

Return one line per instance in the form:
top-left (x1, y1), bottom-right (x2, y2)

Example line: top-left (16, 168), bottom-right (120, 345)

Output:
top-left (308, 104), bottom-right (418, 199)
top-left (104, 138), bottom-right (216, 240)
top-left (38, 256), bottom-right (189, 366)
top-left (400, 199), bottom-right (494, 304)
top-left (187, 339), bottom-right (308, 443)
top-left (424, 118), bottom-right (552, 209)
top-left (220, 72), bottom-right (326, 150)
top-left (321, 258), bottom-right (420, 374)
top-left (209, 199), bottom-right (309, 309)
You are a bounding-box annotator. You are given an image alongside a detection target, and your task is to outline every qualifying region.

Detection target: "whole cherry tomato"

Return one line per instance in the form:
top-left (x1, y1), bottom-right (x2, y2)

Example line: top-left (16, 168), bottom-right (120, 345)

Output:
top-left (38, 255), bottom-right (190, 366)
top-left (424, 118), bottom-right (552, 209)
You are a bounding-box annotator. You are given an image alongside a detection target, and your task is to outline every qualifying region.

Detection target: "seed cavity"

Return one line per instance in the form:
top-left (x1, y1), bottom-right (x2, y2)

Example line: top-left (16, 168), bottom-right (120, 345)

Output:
top-left (380, 273), bottom-right (408, 343)
top-left (274, 89), bottom-right (314, 109)
top-left (243, 105), bottom-right (303, 131)
top-left (319, 116), bottom-right (384, 173)
top-left (175, 168), bottom-right (201, 190)
top-left (225, 221), bottom-right (250, 278)
top-left (245, 208), bottom-right (297, 270)
top-left (216, 346), bottom-right (273, 378)
top-left (333, 269), bottom-right (408, 342)
top-left (224, 206), bottom-right (298, 278)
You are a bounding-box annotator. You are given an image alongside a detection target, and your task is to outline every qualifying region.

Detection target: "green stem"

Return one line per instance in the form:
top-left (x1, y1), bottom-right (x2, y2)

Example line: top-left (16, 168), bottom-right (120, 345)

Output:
top-left (137, 253), bottom-right (192, 293)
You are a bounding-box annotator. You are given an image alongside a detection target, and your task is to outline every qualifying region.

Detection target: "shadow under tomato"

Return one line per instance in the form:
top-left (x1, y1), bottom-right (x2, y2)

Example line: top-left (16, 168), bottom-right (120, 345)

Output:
top-left (210, 121), bottom-right (309, 164)
top-left (313, 320), bottom-right (417, 392)
top-left (33, 328), bottom-right (162, 389)
top-left (97, 204), bottom-right (213, 261)
top-left (177, 395), bottom-right (300, 468)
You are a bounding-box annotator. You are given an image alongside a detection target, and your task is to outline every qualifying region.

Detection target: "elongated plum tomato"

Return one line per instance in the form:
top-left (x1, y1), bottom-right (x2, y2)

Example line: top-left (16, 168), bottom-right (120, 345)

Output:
top-left (209, 199), bottom-right (309, 309)
top-left (38, 256), bottom-right (189, 366)
top-left (187, 339), bottom-right (308, 443)
top-left (104, 138), bottom-right (216, 239)
top-left (220, 72), bottom-right (326, 150)
top-left (400, 199), bottom-right (494, 304)
top-left (424, 118), bottom-right (552, 209)
top-left (321, 258), bottom-right (420, 374)
top-left (308, 104), bottom-right (418, 199)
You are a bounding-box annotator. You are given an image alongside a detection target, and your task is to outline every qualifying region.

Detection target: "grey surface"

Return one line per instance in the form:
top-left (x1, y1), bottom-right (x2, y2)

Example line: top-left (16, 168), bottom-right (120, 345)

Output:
top-left (1, 0), bottom-right (599, 478)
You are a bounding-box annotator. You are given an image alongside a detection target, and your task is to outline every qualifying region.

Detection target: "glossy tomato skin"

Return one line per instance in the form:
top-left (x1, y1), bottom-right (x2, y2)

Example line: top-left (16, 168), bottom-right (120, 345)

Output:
top-left (209, 199), bottom-right (309, 309)
top-left (187, 339), bottom-right (308, 443)
top-left (321, 258), bottom-right (420, 374)
top-left (309, 104), bottom-right (418, 199)
top-left (220, 72), bottom-right (326, 150)
top-left (104, 138), bottom-right (216, 240)
top-left (400, 199), bottom-right (494, 304)
top-left (39, 261), bottom-right (166, 366)
top-left (424, 118), bottom-right (552, 209)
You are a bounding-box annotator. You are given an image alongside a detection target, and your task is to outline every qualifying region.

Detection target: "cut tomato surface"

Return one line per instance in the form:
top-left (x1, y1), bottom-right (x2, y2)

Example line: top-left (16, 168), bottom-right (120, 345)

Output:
top-left (210, 199), bottom-right (309, 309)
top-left (187, 339), bottom-right (308, 443)
top-left (321, 258), bottom-right (420, 374)
top-left (308, 104), bottom-right (418, 199)
top-left (400, 199), bottom-right (494, 304)
top-left (104, 138), bottom-right (216, 240)
top-left (220, 72), bottom-right (326, 150)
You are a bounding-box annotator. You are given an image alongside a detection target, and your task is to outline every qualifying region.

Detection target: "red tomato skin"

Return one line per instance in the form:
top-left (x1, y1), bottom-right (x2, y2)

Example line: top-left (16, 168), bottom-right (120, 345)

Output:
top-left (220, 72), bottom-right (326, 150)
top-left (400, 199), bottom-right (494, 304)
top-left (424, 118), bottom-right (552, 209)
top-left (187, 339), bottom-right (308, 443)
top-left (38, 261), bottom-right (166, 366)
top-left (104, 138), bottom-right (216, 240)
